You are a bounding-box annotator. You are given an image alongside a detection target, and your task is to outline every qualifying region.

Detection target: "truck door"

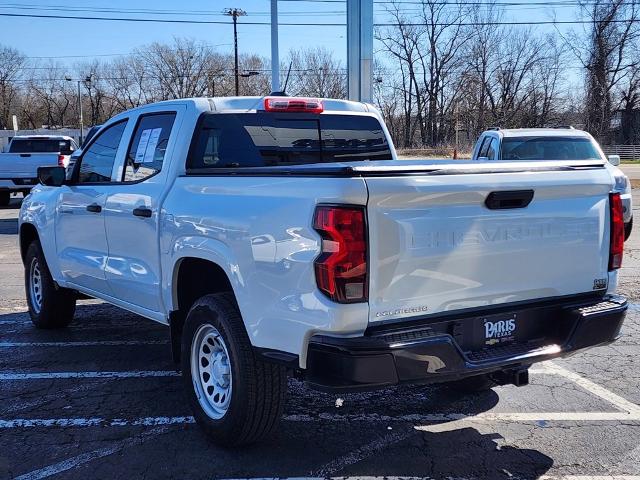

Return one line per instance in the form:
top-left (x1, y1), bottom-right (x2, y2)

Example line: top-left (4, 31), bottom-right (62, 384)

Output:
top-left (103, 107), bottom-right (184, 314)
top-left (55, 120), bottom-right (129, 294)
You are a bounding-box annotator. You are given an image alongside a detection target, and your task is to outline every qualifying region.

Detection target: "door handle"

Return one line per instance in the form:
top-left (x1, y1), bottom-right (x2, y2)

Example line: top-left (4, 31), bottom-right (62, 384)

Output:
top-left (132, 207), bottom-right (152, 218)
top-left (485, 190), bottom-right (534, 210)
top-left (85, 203), bottom-right (102, 213)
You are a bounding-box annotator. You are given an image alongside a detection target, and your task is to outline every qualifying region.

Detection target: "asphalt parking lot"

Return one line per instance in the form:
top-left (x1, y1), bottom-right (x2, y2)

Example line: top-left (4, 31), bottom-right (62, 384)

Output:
top-left (1, 192), bottom-right (640, 480)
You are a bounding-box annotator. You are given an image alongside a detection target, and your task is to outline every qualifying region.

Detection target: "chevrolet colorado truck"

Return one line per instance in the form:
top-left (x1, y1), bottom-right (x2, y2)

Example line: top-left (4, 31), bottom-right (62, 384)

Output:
top-left (471, 127), bottom-right (633, 240)
top-left (19, 97), bottom-right (628, 446)
top-left (0, 135), bottom-right (77, 206)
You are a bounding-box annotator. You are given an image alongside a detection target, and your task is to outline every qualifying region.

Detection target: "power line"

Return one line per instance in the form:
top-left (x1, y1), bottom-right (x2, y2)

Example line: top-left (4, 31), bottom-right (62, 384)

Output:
top-left (0, 12), bottom-right (344, 25)
top-left (0, 4), bottom-right (347, 17)
top-left (0, 11), bottom-right (637, 27)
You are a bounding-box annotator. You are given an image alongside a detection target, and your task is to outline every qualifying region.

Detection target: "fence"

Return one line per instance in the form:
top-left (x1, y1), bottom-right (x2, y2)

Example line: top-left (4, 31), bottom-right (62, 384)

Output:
top-left (602, 145), bottom-right (640, 162)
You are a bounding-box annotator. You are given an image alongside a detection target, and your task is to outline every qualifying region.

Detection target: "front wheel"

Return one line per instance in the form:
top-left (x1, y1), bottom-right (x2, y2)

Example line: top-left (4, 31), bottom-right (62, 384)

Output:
top-left (25, 241), bottom-right (76, 329)
top-left (181, 293), bottom-right (287, 446)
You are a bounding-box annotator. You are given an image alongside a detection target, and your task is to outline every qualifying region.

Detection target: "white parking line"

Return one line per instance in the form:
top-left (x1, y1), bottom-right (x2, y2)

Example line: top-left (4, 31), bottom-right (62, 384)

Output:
top-left (12, 426), bottom-right (171, 480)
top-left (2, 410), bottom-right (640, 430)
top-left (0, 416), bottom-right (195, 428)
top-left (0, 370), bottom-right (179, 380)
top-left (0, 340), bottom-right (168, 347)
top-left (541, 363), bottom-right (640, 415)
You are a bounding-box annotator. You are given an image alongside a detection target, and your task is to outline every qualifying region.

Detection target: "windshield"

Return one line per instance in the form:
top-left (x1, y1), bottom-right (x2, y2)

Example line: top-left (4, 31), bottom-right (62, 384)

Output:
top-left (9, 138), bottom-right (75, 155)
top-left (501, 136), bottom-right (602, 161)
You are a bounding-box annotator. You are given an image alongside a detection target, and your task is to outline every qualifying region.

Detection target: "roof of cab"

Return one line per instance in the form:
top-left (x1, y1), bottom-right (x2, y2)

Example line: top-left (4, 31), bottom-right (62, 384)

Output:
top-left (140, 96), bottom-right (371, 113)
top-left (495, 128), bottom-right (592, 138)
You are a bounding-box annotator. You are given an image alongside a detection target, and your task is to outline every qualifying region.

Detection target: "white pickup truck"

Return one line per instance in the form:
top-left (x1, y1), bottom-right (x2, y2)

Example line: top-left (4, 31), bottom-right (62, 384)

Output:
top-left (19, 97), bottom-right (628, 446)
top-left (471, 127), bottom-right (634, 240)
top-left (0, 135), bottom-right (77, 206)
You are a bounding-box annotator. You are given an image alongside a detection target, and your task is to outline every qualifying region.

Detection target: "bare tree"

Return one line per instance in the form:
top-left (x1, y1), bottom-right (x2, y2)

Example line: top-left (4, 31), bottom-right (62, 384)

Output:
top-left (564, 0), bottom-right (640, 141)
top-left (285, 47), bottom-right (346, 99)
top-left (0, 45), bottom-right (26, 129)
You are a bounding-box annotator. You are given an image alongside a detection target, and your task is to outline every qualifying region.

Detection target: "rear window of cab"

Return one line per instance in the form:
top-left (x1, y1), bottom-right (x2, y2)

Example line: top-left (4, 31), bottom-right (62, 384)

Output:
top-left (188, 113), bottom-right (392, 169)
top-left (501, 136), bottom-right (603, 161)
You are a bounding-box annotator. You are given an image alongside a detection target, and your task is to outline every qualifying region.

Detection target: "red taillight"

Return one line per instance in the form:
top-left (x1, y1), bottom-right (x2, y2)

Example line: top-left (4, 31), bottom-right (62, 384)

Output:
top-left (609, 192), bottom-right (624, 271)
top-left (313, 205), bottom-right (367, 303)
top-left (264, 96), bottom-right (323, 113)
top-left (57, 154), bottom-right (65, 167)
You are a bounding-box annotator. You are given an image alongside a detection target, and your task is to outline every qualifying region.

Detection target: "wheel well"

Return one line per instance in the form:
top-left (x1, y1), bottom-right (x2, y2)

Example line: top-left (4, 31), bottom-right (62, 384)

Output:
top-left (169, 258), bottom-right (234, 363)
top-left (19, 223), bottom-right (39, 263)
top-left (175, 258), bottom-right (233, 313)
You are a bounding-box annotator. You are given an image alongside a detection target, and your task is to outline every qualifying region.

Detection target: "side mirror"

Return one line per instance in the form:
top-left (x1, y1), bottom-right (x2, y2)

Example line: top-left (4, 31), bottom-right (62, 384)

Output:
top-left (608, 154), bottom-right (621, 166)
top-left (38, 166), bottom-right (66, 187)
top-left (477, 156), bottom-right (490, 162)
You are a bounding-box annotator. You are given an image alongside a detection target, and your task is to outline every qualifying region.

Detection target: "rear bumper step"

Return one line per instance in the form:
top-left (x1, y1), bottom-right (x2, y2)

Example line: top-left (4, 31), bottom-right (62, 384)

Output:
top-left (305, 295), bottom-right (627, 392)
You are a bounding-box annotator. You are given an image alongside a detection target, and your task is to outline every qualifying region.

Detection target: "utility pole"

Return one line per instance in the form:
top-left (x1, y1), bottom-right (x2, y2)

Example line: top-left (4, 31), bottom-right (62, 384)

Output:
top-left (223, 8), bottom-right (246, 96)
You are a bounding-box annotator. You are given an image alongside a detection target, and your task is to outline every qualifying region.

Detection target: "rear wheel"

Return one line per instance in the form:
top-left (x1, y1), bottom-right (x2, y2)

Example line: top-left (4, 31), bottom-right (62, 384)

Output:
top-left (448, 374), bottom-right (496, 394)
top-left (25, 241), bottom-right (76, 329)
top-left (0, 191), bottom-right (10, 206)
top-left (181, 293), bottom-right (287, 446)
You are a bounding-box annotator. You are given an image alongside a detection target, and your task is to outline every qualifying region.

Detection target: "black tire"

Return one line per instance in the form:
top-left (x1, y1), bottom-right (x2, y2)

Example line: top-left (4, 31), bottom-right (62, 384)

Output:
top-left (181, 293), bottom-right (287, 447)
top-left (0, 191), bottom-right (9, 206)
top-left (448, 374), bottom-right (496, 394)
top-left (24, 241), bottom-right (76, 329)
top-left (624, 217), bottom-right (633, 241)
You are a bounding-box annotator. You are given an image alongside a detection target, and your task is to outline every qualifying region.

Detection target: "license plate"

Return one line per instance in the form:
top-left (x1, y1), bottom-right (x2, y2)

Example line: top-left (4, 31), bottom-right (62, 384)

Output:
top-left (482, 313), bottom-right (518, 346)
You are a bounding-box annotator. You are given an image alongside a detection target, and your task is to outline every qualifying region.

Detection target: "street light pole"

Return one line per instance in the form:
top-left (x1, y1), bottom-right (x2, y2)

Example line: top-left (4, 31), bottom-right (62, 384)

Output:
top-left (76, 80), bottom-right (84, 145)
top-left (65, 75), bottom-right (91, 145)
top-left (223, 8), bottom-right (247, 96)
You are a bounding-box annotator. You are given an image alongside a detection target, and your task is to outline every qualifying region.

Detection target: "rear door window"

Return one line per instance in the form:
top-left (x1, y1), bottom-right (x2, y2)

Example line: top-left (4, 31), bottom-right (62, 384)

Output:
top-left (123, 113), bottom-right (176, 182)
top-left (188, 113), bottom-right (392, 169)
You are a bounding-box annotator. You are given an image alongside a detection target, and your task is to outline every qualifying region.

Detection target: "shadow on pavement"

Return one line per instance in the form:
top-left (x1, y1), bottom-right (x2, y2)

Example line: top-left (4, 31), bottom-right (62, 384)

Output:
top-left (0, 302), bottom-right (554, 479)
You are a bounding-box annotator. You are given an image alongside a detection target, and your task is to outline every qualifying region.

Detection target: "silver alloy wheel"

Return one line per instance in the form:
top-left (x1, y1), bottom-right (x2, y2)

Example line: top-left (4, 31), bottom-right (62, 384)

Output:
top-left (190, 323), bottom-right (232, 419)
top-left (29, 257), bottom-right (43, 314)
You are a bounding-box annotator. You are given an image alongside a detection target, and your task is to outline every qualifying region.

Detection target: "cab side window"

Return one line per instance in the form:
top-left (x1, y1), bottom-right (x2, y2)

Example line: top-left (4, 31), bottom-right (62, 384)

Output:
top-left (486, 138), bottom-right (498, 160)
top-left (123, 113), bottom-right (176, 182)
top-left (477, 137), bottom-right (491, 158)
top-left (77, 121), bottom-right (127, 183)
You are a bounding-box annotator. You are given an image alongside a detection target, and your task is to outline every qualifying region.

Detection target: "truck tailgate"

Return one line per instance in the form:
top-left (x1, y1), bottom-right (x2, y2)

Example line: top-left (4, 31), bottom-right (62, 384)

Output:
top-left (0, 153), bottom-right (59, 177)
top-left (365, 163), bottom-right (613, 324)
